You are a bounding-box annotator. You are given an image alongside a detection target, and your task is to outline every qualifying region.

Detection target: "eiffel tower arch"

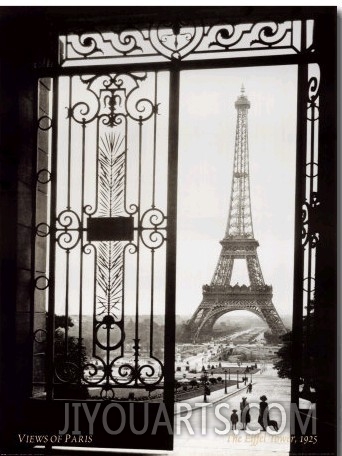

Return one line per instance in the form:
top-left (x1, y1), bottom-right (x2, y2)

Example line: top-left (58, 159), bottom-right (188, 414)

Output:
top-left (187, 87), bottom-right (286, 343)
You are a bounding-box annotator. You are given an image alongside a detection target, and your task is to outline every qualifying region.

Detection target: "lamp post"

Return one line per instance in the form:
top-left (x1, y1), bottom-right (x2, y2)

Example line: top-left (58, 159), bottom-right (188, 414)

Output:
top-left (237, 370), bottom-right (240, 389)
top-left (224, 369), bottom-right (227, 394)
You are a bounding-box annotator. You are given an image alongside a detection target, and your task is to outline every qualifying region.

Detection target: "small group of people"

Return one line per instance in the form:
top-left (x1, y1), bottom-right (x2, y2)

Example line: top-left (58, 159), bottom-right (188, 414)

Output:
top-left (230, 394), bottom-right (270, 431)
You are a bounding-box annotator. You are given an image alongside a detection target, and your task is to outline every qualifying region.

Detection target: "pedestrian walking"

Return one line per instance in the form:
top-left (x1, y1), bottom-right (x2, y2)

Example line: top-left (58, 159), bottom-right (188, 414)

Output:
top-left (258, 395), bottom-right (269, 431)
top-left (240, 396), bottom-right (251, 430)
top-left (230, 409), bottom-right (239, 430)
top-left (247, 382), bottom-right (252, 393)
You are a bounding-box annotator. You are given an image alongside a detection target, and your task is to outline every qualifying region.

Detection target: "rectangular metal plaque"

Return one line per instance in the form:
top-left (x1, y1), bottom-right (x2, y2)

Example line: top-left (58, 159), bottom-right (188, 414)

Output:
top-left (87, 217), bottom-right (134, 241)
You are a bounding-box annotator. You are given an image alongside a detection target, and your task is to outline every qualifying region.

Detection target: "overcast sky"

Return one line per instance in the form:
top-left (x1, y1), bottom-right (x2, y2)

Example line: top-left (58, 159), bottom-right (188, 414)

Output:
top-left (176, 64), bottom-right (298, 319)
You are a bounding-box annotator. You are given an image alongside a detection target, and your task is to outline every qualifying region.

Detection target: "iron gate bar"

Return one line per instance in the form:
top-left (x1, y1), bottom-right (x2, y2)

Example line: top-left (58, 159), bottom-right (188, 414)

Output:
top-left (64, 251), bottom-right (69, 355)
top-left (314, 14), bottom-right (337, 454)
top-left (64, 78), bottom-right (71, 354)
top-left (304, 64), bottom-right (317, 405)
top-left (291, 18), bottom-right (308, 409)
top-left (36, 52), bottom-right (318, 79)
top-left (29, 74), bottom-right (40, 398)
top-left (163, 67), bottom-right (179, 428)
top-left (78, 117), bottom-right (86, 382)
top-left (59, 76), bottom-right (71, 357)
top-left (46, 77), bottom-right (59, 400)
top-left (67, 77), bottom-right (72, 210)
top-left (134, 118), bottom-right (143, 378)
top-left (152, 72), bottom-right (158, 208)
top-left (150, 71), bottom-right (158, 359)
top-left (291, 62), bottom-right (307, 407)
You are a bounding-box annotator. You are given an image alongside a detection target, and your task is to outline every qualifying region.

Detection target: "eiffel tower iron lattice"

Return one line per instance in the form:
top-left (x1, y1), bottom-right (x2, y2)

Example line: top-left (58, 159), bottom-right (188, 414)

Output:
top-left (187, 86), bottom-right (286, 342)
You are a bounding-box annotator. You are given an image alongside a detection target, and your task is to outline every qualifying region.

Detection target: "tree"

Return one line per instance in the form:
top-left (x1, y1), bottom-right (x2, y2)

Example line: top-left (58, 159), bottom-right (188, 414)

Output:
top-left (174, 380), bottom-right (181, 393)
top-left (264, 330), bottom-right (282, 345)
top-left (239, 352), bottom-right (247, 362)
top-left (52, 314), bottom-right (89, 399)
top-left (273, 331), bottom-right (292, 379)
top-left (189, 379), bottom-right (198, 389)
top-left (176, 323), bottom-right (191, 343)
top-left (55, 314), bottom-right (74, 329)
top-left (274, 312), bottom-right (317, 402)
top-left (54, 324), bottom-right (88, 366)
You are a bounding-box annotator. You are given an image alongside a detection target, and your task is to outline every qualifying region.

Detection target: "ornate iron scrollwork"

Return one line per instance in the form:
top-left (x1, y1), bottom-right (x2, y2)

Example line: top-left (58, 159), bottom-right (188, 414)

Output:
top-left (56, 210), bottom-right (82, 250)
top-left (302, 193), bottom-right (320, 248)
top-left (59, 20), bottom-right (304, 66)
top-left (302, 65), bottom-right (320, 250)
top-left (55, 360), bottom-right (79, 383)
top-left (140, 208), bottom-right (167, 250)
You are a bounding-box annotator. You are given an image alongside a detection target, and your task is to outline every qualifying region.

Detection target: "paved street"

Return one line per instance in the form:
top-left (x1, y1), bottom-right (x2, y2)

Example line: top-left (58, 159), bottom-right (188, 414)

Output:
top-left (174, 363), bottom-right (291, 456)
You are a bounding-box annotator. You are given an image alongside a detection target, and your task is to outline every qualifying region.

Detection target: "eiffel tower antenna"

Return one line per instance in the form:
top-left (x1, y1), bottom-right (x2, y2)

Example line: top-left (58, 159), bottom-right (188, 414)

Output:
top-left (226, 83), bottom-right (254, 240)
top-left (187, 87), bottom-right (286, 342)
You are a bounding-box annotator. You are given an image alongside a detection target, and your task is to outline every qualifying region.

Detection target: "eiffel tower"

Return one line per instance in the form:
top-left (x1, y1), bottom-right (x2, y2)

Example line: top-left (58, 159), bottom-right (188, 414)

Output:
top-left (187, 86), bottom-right (286, 342)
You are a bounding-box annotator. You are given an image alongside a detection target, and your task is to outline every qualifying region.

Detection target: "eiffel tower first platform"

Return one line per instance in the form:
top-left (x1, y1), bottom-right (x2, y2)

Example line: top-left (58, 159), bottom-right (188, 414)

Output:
top-left (187, 86), bottom-right (286, 343)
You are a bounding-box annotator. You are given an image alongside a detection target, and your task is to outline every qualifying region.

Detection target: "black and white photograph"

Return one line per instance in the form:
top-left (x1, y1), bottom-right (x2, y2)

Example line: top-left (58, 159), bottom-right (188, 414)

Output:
top-left (0, 5), bottom-right (337, 456)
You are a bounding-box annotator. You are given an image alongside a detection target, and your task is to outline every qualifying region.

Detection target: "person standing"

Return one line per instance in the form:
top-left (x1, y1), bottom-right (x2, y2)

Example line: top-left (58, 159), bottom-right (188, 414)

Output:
top-left (240, 397), bottom-right (251, 430)
top-left (258, 395), bottom-right (269, 431)
top-left (247, 382), bottom-right (252, 393)
top-left (230, 409), bottom-right (239, 430)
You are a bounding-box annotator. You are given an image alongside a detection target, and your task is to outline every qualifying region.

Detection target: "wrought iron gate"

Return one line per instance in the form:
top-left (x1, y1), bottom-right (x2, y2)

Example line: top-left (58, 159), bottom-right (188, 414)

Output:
top-left (33, 61), bottom-right (177, 448)
top-left (52, 71), bottom-right (171, 399)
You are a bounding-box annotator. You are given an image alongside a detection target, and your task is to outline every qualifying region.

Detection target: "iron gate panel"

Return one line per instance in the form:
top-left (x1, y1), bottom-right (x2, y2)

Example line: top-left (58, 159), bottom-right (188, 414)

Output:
top-left (32, 69), bottom-right (175, 450)
top-left (51, 70), bottom-right (170, 400)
